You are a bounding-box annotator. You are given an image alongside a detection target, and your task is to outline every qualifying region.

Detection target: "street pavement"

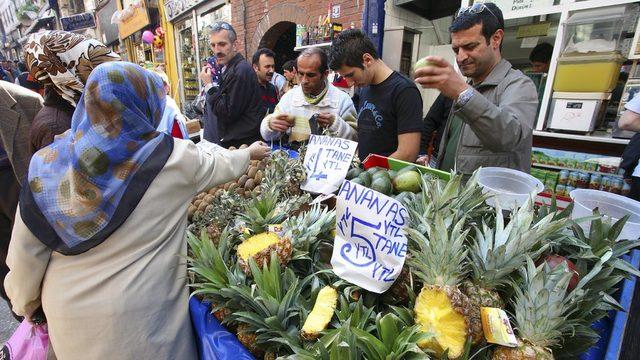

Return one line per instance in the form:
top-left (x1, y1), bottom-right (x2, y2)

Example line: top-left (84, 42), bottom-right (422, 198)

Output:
top-left (0, 300), bottom-right (19, 344)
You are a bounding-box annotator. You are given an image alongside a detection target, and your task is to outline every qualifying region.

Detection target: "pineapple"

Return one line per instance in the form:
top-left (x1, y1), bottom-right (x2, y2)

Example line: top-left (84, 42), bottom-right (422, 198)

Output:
top-left (227, 254), bottom-right (306, 357)
top-left (236, 323), bottom-right (263, 357)
top-left (187, 228), bottom-right (247, 327)
top-left (407, 214), bottom-right (473, 359)
top-left (237, 232), bottom-right (293, 274)
top-left (237, 191), bottom-right (288, 234)
top-left (301, 286), bottom-right (338, 340)
top-left (463, 200), bottom-right (569, 342)
top-left (491, 258), bottom-right (578, 360)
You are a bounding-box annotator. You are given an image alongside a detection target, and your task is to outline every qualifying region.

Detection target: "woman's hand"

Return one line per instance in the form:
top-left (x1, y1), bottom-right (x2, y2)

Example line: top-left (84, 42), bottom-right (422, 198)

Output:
top-left (248, 141), bottom-right (271, 160)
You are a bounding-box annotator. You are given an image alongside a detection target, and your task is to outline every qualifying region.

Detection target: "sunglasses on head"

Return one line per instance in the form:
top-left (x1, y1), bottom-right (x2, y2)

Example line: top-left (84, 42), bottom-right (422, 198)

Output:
top-left (456, 2), bottom-right (499, 22)
top-left (210, 22), bottom-right (233, 32)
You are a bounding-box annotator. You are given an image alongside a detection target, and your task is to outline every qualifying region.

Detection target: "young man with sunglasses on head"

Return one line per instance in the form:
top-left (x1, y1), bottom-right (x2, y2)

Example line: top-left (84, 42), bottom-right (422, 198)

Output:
top-left (415, 2), bottom-right (538, 175)
top-left (200, 22), bottom-right (264, 148)
top-left (329, 29), bottom-right (423, 162)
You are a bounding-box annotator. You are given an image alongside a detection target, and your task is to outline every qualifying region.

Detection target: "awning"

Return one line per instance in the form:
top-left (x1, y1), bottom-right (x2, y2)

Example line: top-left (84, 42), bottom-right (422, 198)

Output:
top-left (393, 0), bottom-right (461, 20)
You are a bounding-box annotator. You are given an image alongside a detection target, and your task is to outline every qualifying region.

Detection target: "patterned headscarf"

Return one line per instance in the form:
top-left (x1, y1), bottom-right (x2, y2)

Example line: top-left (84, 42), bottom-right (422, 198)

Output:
top-left (24, 30), bottom-right (121, 107)
top-left (20, 62), bottom-right (174, 255)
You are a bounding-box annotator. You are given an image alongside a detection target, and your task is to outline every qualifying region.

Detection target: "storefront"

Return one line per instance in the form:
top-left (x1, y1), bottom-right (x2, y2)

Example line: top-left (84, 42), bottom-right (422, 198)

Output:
top-left (163, 0), bottom-right (230, 110)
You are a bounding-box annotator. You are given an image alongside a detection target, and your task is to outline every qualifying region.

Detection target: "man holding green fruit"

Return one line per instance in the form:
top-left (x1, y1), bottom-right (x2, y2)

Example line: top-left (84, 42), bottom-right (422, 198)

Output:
top-left (414, 2), bottom-right (538, 175)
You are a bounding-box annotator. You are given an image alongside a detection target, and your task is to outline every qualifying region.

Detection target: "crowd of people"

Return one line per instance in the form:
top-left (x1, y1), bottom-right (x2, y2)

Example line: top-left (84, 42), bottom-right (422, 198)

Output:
top-left (0, 1), bottom-right (637, 358)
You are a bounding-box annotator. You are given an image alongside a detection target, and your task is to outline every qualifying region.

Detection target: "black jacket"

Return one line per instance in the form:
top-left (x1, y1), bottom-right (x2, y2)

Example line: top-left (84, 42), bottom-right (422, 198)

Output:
top-left (421, 94), bottom-right (453, 156)
top-left (205, 53), bottom-right (263, 148)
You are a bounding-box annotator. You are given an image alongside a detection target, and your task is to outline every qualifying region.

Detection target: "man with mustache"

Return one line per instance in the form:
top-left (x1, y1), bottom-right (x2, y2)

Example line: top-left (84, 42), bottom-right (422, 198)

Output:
top-left (260, 47), bottom-right (357, 143)
top-left (200, 22), bottom-right (264, 148)
top-left (414, 2), bottom-right (538, 174)
top-left (252, 48), bottom-right (279, 115)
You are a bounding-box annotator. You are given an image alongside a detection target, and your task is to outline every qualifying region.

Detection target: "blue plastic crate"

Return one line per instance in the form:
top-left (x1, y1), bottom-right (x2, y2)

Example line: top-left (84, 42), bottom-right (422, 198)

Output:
top-left (581, 250), bottom-right (640, 360)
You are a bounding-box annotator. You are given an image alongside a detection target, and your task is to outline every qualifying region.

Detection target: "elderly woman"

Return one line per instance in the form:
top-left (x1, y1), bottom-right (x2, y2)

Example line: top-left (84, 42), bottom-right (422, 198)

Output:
top-left (5, 62), bottom-right (270, 358)
top-left (24, 30), bottom-right (121, 153)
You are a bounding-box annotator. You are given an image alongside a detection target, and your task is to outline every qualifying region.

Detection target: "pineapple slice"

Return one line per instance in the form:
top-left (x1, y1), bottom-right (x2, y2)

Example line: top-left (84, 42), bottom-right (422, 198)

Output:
top-left (415, 285), bottom-right (469, 359)
top-left (301, 286), bottom-right (338, 340)
top-left (237, 232), bottom-right (293, 273)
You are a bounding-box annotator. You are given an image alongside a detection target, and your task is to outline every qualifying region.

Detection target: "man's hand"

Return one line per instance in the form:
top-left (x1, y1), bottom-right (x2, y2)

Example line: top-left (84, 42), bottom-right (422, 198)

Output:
top-left (414, 56), bottom-right (470, 100)
top-left (316, 112), bottom-right (335, 128)
top-left (199, 65), bottom-right (212, 86)
top-left (269, 114), bottom-right (293, 133)
top-left (248, 141), bottom-right (271, 160)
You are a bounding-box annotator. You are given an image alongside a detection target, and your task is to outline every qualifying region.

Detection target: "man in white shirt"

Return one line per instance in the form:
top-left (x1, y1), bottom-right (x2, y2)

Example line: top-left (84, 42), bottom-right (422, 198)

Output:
top-left (260, 48), bottom-right (357, 142)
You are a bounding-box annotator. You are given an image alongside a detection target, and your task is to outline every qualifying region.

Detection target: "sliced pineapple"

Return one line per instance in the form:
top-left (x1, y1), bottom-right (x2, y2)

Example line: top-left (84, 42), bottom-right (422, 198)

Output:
top-left (237, 232), bottom-right (292, 273)
top-left (301, 286), bottom-right (338, 340)
top-left (414, 285), bottom-right (470, 359)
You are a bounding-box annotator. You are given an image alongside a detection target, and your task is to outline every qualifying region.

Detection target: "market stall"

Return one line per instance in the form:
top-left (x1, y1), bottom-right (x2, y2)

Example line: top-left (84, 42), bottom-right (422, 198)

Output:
top-left (184, 136), bottom-right (640, 360)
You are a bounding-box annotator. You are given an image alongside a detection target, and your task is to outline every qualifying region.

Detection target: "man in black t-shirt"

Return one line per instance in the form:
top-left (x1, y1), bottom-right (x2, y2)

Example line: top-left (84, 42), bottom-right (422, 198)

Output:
top-left (329, 29), bottom-right (423, 162)
top-left (252, 48), bottom-right (278, 115)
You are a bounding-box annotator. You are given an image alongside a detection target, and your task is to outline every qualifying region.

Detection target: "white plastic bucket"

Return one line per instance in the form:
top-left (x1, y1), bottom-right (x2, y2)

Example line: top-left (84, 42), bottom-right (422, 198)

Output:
top-left (477, 167), bottom-right (544, 210)
top-left (570, 189), bottom-right (640, 241)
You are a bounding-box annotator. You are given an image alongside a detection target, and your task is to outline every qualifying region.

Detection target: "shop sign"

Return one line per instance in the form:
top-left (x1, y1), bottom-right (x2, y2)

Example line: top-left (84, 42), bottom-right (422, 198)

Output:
top-left (164, 0), bottom-right (203, 22)
top-left (479, 0), bottom-right (554, 13)
top-left (61, 12), bottom-right (96, 32)
top-left (331, 180), bottom-right (409, 293)
top-left (516, 22), bottom-right (550, 38)
top-left (116, 0), bottom-right (150, 39)
top-left (300, 135), bottom-right (358, 194)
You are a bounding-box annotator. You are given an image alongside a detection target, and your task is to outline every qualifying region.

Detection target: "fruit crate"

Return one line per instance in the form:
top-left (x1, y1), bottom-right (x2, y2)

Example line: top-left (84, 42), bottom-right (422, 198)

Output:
top-left (581, 249), bottom-right (640, 360)
top-left (362, 154), bottom-right (451, 181)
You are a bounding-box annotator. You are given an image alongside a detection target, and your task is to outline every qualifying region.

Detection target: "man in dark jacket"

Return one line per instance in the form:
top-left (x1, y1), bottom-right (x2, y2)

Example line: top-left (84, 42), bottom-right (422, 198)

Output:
top-left (200, 22), bottom-right (264, 148)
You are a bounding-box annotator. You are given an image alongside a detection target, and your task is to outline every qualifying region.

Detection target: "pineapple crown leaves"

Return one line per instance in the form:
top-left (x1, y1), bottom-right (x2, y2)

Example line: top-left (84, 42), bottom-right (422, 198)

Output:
top-left (186, 229), bottom-right (242, 299)
top-left (407, 214), bottom-right (469, 287)
top-left (283, 204), bottom-right (336, 248)
top-left (237, 190), bottom-right (287, 234)
top-left (510, 257), bottom-right (582, 347)
top-left (469, 199), bottom-right (570, 289)
top-left (569, 210), bottom-right (640, 277)
top-left (351, 312), bottom-right (431, 360)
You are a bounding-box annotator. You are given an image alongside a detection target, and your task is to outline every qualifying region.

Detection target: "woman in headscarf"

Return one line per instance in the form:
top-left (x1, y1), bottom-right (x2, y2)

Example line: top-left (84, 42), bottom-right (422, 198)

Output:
top-left (24, 30), bottom-right (121, 153)
top-left (5, 62), bottom-right (270, 358)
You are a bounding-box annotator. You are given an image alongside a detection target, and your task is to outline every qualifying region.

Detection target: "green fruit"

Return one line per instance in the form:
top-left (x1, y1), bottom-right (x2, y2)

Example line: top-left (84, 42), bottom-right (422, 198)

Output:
top-left (372, 170), bottom-right (391, 182)
top-left (393, 171), bottom-right (421, 193)
top-left (388, 170), bottom-right (398, 179)
top-left (370, 177), bottom-right (393, 196)
top-left (349, 177), bottom-right (365, 186)
top-left (414, 57), bottom-right (436, 71)
top-left (396, 165), bottom-right (418, 178)
top-left (357, 172), bottom-right (372, 187)
top-left (366, 166), bottom-right (384, 176)
top-left (346, 167), bottom-right (363, 180)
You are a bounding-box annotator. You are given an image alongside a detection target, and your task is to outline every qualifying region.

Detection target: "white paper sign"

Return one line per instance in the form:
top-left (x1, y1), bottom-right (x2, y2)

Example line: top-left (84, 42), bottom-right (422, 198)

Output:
top-left (300, 135), bottom-right (358, 194)
top-left (330, 180), bottom-right (409, 293)
top-left (196, 139), bottom-right (229, 156)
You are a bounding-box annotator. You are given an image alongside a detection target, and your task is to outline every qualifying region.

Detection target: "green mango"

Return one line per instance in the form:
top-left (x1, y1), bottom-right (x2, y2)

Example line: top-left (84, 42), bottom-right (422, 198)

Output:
top-left (366, 166), bottom-right (385, 176)
top-left (370, 177), bottom-right (393, 196)
top-left (393, 170), bottom-right (421, 193)
top-left (388, 170), bottom-right (398, 179)
top-left (372, 170), bottom-right (391, 182)
top-left (349, 177), bottom-right (365, 186)
top-left (395, 165), bottom-right (418, 178)
top-left (357, 172), bottom-right (372, 187)
top-left (346, 167), bottom-right (363, 180)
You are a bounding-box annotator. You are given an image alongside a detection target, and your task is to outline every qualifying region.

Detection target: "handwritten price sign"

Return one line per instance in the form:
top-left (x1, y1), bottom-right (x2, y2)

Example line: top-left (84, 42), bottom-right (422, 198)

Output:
top-left (331, 180), bottom-right (409, 293)
top-left (300, 135), bottom-right (357, 194)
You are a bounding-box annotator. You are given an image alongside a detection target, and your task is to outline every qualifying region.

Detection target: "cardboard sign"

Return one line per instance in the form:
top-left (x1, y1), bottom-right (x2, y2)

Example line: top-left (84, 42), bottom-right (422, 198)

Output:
top-left (330, 180), bottom-right (409, 293)
top-left (196, 139), bottom-right (228, 157)
top-left (300, 135), bottom-right (357, 194)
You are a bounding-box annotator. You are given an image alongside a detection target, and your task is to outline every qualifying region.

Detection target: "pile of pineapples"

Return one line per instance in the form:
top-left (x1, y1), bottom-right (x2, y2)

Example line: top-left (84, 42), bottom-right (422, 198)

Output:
top-left (187, 156), bottom-right (640, 360)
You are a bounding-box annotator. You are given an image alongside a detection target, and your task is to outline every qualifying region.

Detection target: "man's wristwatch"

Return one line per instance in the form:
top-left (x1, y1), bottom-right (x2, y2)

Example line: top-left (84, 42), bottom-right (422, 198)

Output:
top-left (456, 86), bottom-right (474, 107)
